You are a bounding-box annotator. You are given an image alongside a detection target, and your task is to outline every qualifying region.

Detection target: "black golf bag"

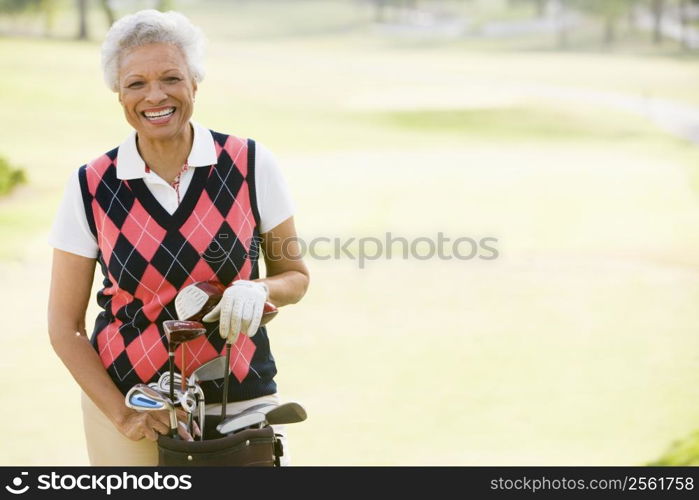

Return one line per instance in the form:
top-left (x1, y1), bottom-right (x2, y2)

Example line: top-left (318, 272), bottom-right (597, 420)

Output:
top-left (156, 414), bottom-right (284, 466)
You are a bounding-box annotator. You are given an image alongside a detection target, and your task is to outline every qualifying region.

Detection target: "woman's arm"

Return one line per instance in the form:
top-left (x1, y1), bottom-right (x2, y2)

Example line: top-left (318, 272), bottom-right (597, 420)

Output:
top-left (47, 249), bottom-right (171, 441)
top-left (257, 216), bottom-right (309, 306)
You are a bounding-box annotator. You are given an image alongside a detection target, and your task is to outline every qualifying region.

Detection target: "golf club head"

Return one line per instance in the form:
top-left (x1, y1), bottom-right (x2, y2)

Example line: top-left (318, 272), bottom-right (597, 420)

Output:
top-left (126, 392), bottom-right (166, 411)
top-left (265, 402), bottom-right (308, 425)
top-left (150, 378), bottom-right (199, 410)
top-left (126, 384), bottom-right (178, 433)
top-left (158, 371), bottom-right (183, 391)
top-left (125, 384), bottom-right (171, 413)
top-left (189, 356), bottom-right (228, 384)
top-left (174, 280), bottom-right (279, 325)
top-left (175, 281), bottom-right (226, 321)
top-left (162, 320), bottom-right (206, 349)
top-left (261, 301), bottom-right (278, 325)
top-left (216, 411), bottom-right (268, 435)
top-left (177, 392), bottom-right (197, 414)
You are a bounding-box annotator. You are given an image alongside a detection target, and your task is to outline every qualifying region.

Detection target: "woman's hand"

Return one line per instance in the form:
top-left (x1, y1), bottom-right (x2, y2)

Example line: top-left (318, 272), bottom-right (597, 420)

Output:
top-left (202, 280), bottom-right (269, 344)
top-left (117, 408), bottom-right (200, 441)
top-left (117, 409), bottom-right (171, 441)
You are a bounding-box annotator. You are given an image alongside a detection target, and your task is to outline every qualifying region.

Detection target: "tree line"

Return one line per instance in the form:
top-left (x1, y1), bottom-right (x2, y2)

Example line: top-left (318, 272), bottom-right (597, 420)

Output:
top-left (4, 0), bottom-right (699, 48)
top-left (369, 0), bottom-right (699, 48)
top-left (0, 0), bottom-right (174, 39)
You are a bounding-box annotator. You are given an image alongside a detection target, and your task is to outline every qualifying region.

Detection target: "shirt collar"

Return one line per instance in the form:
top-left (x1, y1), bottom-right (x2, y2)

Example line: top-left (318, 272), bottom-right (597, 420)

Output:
top-left (116, 121), bottom-right (218, 180)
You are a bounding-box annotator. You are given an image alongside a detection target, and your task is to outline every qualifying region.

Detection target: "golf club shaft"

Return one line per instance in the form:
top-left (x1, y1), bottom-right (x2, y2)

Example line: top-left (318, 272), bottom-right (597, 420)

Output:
top-left (220, 342), bottom-right (231, 421)
top-left (199, 394), bottom-right (205, 441)
top-left (168, 351), bottom-right (175, 403)
top-left (181, 347), bottom-right (186, 394)
top-left (170, 408), bottom-right (178, 438)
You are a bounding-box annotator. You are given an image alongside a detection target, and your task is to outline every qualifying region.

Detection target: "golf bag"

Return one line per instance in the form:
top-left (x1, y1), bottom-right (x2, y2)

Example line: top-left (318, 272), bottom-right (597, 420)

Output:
top-left (156, 415), bottom-right (283, 466)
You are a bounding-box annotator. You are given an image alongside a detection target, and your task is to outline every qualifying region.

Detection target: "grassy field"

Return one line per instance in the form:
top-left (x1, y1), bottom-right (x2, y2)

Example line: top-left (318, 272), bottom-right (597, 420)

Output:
top-left (1, 0), bottom-right (698, 465)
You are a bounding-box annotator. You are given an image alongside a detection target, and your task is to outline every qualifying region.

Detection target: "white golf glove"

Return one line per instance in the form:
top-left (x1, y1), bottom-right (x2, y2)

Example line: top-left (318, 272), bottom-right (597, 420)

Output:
top-left (202, 280), bottom-right (269, 345)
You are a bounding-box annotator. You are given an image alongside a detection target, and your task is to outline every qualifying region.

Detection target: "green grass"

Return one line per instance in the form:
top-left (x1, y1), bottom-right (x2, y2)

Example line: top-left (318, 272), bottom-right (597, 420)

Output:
top-left (1, 0), bottom-right (699, 466)
top-left (361, 104), bottom-right (670, 143)
top-left (650, 431), bottom-right (699, 466)
top-left (0, 155), bottom-right (26, 196)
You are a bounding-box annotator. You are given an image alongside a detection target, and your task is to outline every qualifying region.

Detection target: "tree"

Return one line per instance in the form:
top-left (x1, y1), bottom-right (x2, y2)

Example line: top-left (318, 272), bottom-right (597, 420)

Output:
top-left (551, 0), bottom-right (572, 49)
top-left (507, 0), bottom-right (547, 18)
top-left (572, 0), bottom-right (635, 46)
top-left (0, 0), bottom-right (40, 13)
top-left (76, 0), bottom-right (87, 39)
top-left (650, 0), bottom-right (664, 44)
top-left (0, 0), bottom-right (58, 36)
top-left (157, 0), bottom-right (175, 11)
top-left (372, 0), bottom-right (388, 22)
top-left (100, 0), bottom-right (115, 26)
top-left (39, 0), bottom-right (59, 35)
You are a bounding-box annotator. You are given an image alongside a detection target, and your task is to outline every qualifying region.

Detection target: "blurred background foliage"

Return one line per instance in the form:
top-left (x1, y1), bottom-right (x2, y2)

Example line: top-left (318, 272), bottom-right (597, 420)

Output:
top-left (1, 0), bottom-right (699, 48)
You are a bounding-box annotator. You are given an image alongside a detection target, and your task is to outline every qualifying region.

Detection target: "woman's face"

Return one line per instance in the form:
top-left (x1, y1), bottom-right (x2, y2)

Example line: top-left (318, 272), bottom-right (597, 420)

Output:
top-left (117, 42), bottom-right (197, 142)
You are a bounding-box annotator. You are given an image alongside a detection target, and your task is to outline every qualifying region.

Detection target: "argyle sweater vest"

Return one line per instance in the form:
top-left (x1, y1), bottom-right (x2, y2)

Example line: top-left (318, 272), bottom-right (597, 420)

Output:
top-left (78, 131), bottom-right (277, 402)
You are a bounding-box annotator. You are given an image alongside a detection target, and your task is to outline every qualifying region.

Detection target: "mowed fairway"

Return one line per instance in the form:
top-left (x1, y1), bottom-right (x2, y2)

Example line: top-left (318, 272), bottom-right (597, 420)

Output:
top-left (1, 0), bottom-right (699, 465)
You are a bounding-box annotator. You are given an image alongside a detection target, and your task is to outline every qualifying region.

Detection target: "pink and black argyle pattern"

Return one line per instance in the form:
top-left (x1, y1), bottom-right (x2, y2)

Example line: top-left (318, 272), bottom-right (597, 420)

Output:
top-left (78, 131), bottom-right (277, 402)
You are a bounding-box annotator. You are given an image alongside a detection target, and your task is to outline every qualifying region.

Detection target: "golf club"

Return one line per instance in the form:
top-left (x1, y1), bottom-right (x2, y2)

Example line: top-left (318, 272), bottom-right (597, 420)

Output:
top-left (220, 302), bottom-right (280, 423)
top-left (175, 281), bottom-right (279, 325)
top-left (215, 403), bottom-right (275, 433)
top-left (175, 281), bottom-right (226, 322)
top-left (162, 320), bottom-right (206, 403)
top-left (158, 357), bottom-right (229, 439)
top-left (188, 355), bottom-right (228, 384)
top-left (147, 382), bottom-right (197, 413)
top-left (220, 338), bottom-right (233, 423)
top-left (125, 383), bottom-right (178, 437)
top-left (173, 282), bottom-right (280, 426)
top-left (187, 356), bottom-right (227, 440)
top-left (265, 402), bottom-right (308, 425)
top-left (215, 401), bottom-right (307, 434)
top-left (216, 410), bottom-right (268, 435)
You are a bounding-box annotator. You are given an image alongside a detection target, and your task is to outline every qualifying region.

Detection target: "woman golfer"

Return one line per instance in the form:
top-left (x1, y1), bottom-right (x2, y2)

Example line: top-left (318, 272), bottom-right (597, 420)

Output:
top-left (47, 9), bottom-right (309, 465)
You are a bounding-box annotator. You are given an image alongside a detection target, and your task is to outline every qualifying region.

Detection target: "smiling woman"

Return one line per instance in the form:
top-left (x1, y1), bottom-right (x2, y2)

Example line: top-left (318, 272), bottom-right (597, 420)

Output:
top-left (46, 9), bottom-right (309, 466)
top-left (117, 42), bottom-right (198, 183)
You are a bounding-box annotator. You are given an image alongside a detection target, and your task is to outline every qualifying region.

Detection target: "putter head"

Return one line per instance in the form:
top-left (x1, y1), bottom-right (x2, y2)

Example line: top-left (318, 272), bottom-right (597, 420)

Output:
top-left (162, 320), bottom-right (206, 350)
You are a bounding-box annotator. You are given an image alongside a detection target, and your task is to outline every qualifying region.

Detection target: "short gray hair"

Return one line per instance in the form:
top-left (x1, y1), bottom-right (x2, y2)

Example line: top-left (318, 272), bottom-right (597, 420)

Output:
top-left (101, 9), bottom-right (206, 92)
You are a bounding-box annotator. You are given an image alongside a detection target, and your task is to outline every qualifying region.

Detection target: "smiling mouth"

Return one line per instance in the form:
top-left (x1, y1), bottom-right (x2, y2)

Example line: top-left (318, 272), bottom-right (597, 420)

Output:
top-left (142, 107), bottom-right (176, 121)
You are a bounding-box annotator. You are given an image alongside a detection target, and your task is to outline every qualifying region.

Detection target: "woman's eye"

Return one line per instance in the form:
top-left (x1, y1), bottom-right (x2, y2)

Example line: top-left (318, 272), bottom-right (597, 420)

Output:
top-left (165, 77), bottom-right (181, 83)
top-left (127, 81), bottom-right (144, 89)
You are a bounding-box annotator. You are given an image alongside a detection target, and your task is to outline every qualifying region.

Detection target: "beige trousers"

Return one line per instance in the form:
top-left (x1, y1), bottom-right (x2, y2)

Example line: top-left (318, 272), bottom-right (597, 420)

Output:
top-left (81, 392), bottom-right (289, 466)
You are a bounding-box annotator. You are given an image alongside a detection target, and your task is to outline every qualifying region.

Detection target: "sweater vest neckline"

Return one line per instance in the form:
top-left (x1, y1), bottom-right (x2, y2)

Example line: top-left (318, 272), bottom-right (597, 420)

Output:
top-left (128, 164), bottom-right (210, 230)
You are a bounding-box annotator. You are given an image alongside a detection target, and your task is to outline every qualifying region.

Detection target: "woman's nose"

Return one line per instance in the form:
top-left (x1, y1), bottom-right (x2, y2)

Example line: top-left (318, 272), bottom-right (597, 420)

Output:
top-left (145, 82), bottom-right (167, 104)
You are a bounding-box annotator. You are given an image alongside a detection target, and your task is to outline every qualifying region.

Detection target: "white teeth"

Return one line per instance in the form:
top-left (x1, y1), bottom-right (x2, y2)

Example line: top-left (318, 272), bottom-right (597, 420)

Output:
top-left (144, 108), bottom-right (175, 119)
